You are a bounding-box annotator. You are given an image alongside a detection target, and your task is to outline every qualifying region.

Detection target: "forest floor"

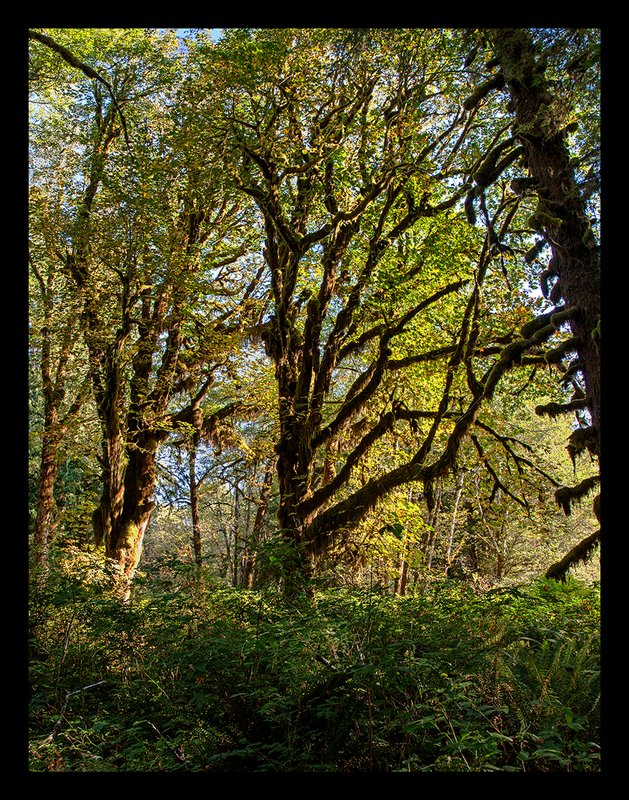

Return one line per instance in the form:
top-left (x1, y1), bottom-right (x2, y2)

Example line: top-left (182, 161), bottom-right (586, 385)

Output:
top-left (29, 563), bottom-right (600, 773)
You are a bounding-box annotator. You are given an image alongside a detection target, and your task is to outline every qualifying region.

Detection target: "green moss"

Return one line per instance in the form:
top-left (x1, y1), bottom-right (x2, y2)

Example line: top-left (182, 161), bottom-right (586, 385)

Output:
top-left (528, 203), bottom-right (564, 230)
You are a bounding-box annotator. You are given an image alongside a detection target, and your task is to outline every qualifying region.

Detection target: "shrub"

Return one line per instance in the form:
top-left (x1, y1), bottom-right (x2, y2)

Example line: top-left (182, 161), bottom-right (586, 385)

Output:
top-left (28, 568), bottom-right (600, 772)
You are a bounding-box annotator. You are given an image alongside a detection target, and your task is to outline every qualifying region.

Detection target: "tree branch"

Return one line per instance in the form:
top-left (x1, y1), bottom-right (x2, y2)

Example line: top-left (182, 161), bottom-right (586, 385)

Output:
top-left (29, 29), bottom-right (133, 155)
top-left (545, 529), bottom-right (600, 582)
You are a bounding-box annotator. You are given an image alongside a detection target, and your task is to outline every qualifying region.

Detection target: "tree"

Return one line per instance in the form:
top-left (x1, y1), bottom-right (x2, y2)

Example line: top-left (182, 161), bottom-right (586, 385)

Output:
top-left (28, 236), bottom-right (92, 579)
top-left (29, 42), bottom-right (102, 578)
top-left (29, 28), bottom-right (264, 598)
top-left (211, 28), bottom-right (587, 593)
top-left (469, 28), bottom-right (601, 578)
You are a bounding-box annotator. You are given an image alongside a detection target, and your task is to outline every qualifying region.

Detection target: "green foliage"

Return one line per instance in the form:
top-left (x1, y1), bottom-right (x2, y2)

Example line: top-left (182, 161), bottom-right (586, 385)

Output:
top-left (29, 566), bottom-right (599, 772)
top-left (28, 27), bottom-right (600, 773)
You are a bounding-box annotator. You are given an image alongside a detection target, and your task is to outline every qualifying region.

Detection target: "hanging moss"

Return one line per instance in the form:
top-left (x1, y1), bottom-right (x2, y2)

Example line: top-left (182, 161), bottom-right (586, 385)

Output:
top-left (550, 306), bottom-right (579, 329)
top-left (539, 256), bottom-right (559, 298)
top-left (591, 316), bottom-right (601, 348)
top-left (566, 425), bottom-right (598, 465)
top-left (525, 239), bottom-right (546, 264)
top-left (535, 397), bottom-right (587, 419)
top-left (549, 279), bottom-right (563, 305)
top-left (554, 475), bottom-right (600, 516)
top-left (510, 176), bottom-right (538, 195)
top-left (472, 138), bottom-right (515, 188)
top-left (528, 208), bottom-right (563, 231)
top-left (545, 529), bottom-right (600, 582)
top-left (559, 358), bottom-right (583, 385)
top-left (500, 339), bottom-right (528, 364)
top-left (464, 189), bottom-right (477, 225)
top-left (519, 316), bottom-right (546, 340)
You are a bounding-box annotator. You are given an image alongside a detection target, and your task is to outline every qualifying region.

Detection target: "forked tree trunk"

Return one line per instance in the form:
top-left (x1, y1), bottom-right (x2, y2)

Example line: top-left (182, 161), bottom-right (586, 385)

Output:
top-left (92, 426), bottom-right (160, 601)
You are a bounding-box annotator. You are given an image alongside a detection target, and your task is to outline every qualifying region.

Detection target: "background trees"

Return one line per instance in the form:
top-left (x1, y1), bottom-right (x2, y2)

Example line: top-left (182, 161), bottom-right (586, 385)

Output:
top-left (28, 27), bottom-right (600, 597)
top-left (29, 28), bottom-right (265, 596)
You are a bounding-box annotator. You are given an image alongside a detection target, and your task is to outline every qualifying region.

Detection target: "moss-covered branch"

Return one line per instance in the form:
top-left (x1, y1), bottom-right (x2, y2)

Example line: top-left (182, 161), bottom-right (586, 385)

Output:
top-left (554, 475), bottom-right (600, 516)
top-left (462, 72), bottom-right (506, 111)
top-left (535, 397), bottom-right (588, 419)
top-left (545, 529), bottom-right (600, 582)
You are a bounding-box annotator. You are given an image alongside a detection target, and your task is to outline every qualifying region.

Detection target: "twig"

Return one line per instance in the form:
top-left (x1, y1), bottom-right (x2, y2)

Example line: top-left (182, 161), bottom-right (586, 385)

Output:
top-left (37, 681), bottom-right (108, 747)
top-left (146, 721), bottom-right (191, 770)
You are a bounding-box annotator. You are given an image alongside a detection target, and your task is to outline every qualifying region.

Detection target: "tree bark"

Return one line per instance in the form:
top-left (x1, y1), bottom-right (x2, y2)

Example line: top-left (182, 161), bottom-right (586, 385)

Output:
top-left (33, 430), bottom-right (60, 579)
top-left (491, 29), bottom-right (600, 454)
top-left (188, 442), bottom-right (203, 571)
top-left (490, 28), bottom-right (601, 578)
top-left (31, 291), bottom-right (89, 581)
top-left (445, 469), bottom-right (466, 569)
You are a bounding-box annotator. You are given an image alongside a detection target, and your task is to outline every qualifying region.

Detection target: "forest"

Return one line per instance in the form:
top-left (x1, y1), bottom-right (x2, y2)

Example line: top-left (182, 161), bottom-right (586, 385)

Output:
top-left (28, 27), bottom-right (601, 773)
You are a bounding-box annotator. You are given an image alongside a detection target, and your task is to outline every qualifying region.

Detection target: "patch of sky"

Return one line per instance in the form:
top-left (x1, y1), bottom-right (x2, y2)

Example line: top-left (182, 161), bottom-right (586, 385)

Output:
top-left (175, 28), bottom-right (223, 44)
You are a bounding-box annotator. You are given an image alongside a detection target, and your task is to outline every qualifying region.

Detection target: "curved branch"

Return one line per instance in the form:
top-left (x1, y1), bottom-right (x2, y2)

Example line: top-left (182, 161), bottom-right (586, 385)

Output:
top-left (30, 29), bottom-right (109, 84)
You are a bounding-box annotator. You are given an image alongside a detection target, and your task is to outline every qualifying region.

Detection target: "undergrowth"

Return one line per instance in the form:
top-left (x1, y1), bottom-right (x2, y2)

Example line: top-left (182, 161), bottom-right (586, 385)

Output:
top-left (28, 558), bottom-right (600, 772)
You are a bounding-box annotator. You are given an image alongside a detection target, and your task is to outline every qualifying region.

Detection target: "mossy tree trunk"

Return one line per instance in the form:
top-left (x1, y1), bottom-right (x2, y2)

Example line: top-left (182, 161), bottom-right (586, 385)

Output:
top-left (491, 29), bottom-right (601, 453)
top-left (30, 271), bottom-right (90, 582)
top-left (490, 28), bottom-right (601, 577)
top-left (33, 430), bottom-right (60, 579)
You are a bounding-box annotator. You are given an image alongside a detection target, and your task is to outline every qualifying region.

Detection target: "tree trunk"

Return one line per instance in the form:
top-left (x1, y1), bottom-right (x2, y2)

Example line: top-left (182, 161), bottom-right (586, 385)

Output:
top-left (93, 425), bottom-right (159, 601)
top-left (32, 429), bottom-right (61, 581)
top-left (188, 442), bottom-right (203, 571)
top-left (424, 478), bottom-right (443, 570)
top-left (491, 28), bottom-right (601, 578)
top-left (491, 29), bottom-right (601, 455)
top-left (397, 547), bottom-right (410, 597)
top-left (231, 482), bottom-right (241, 587)
top-left (445, 469), bottom-right (466, 570)
top-left (240, 463), bottom-right (274, 589)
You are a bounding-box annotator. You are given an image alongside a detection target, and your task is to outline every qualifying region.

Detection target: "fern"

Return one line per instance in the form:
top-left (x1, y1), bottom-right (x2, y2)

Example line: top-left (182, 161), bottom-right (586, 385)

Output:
top-left (488, 631), bottom-right (600, 769)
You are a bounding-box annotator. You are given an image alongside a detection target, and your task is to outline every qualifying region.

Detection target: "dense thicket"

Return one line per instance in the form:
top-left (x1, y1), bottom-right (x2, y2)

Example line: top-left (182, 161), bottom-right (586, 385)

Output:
top-left (29, 562), bottom-right (600, 772)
